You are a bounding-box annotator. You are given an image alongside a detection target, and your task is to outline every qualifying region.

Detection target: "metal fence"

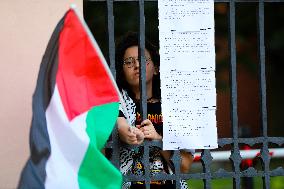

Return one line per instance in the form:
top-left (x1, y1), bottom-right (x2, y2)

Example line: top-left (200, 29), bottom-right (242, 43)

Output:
top-left (84, 0), bottom-right (284, 188)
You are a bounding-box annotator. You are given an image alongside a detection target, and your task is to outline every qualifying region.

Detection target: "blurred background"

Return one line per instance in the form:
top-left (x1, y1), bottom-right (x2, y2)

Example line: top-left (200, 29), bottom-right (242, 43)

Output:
top-left (84, 2), bottom-right (284, 189)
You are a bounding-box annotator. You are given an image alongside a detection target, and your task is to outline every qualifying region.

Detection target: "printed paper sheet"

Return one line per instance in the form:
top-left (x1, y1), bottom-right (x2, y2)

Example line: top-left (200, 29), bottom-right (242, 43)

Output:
top-left (159, 0), bottom-right (218, 150)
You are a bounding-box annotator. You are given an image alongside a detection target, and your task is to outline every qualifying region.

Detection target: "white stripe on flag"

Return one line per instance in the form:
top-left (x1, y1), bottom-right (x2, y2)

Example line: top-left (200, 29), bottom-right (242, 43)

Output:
top-left (45, 85), bottom-right (89, 189)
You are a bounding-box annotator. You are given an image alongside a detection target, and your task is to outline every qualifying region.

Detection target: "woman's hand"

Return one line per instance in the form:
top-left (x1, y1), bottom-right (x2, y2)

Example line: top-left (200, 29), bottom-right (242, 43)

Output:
top-left (117, 117), bottom-right (144, 145)
top-left (139, 119), bottom-right (162, 140)
top-left (130, 127), bottom-right (145, 145)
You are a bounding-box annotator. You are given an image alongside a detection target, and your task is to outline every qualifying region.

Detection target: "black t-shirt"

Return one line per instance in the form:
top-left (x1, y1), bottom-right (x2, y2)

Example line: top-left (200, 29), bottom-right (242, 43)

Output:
top-left (118, 99), bottom-right (189, 188)
top-left (119, 100), bottom-right (176, 188)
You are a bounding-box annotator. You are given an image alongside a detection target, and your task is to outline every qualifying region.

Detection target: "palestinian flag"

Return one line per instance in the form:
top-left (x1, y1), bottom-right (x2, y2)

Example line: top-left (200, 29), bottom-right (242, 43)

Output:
top-left (18, 7), bottom-right (122, 189)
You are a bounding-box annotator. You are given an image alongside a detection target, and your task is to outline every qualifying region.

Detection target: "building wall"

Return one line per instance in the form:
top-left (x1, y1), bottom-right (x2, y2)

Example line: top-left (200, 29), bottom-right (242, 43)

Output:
top-left (0, 1), bottom-right (82, 188)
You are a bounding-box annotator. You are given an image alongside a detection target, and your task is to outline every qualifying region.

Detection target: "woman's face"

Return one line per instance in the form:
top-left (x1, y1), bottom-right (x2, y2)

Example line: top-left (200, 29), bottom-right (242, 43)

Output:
top-left (122, 46), bottom-right (157, 89)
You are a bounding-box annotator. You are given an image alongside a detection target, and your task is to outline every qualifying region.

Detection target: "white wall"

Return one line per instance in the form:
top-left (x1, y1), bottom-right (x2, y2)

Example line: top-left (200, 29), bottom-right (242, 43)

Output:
top-left (0, 1), bottom-right (83, 188)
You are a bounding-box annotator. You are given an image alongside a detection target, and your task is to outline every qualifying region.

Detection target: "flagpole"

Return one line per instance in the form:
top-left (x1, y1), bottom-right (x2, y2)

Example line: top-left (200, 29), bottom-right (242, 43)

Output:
top-left (70, 4), bottom-right (133, 126)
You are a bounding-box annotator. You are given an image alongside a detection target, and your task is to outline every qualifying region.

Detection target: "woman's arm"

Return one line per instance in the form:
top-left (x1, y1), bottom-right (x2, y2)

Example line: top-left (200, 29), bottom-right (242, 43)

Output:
top-left (117, 117), bottom-right (144, 145)
top-left (180, 150), bottom-right (193, 173)
top-left (160, 150), bottom-right (193, 173)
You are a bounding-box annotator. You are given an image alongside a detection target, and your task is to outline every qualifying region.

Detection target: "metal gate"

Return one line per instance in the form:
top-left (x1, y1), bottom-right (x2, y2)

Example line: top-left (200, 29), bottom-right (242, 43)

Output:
top-left (84, 0), bottom-right (284, 188)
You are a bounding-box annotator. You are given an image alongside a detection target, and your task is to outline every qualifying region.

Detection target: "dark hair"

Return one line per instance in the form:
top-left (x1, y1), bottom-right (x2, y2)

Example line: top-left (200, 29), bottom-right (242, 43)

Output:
top-left (115, 31), bottom-right (161, 99)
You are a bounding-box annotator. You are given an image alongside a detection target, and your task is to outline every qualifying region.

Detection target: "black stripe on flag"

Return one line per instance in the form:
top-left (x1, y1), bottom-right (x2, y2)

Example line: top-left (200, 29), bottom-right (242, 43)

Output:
top-left (17, 15), bottom-right (65, 189)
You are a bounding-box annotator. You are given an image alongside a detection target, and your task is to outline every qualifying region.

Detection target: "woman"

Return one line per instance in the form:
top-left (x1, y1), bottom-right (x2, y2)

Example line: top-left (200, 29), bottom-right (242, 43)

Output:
top-left (115, 32), bottom-right (194, 189)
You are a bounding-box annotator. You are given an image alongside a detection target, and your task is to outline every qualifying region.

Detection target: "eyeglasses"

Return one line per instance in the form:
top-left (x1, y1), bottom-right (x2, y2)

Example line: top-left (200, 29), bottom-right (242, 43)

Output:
top-left (123, 56), bottom-right (152, 68)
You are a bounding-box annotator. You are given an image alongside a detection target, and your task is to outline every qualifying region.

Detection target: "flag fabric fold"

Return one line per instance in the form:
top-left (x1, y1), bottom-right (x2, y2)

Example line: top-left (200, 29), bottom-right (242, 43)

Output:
top-left (18, 7), bottom-right (122, 189)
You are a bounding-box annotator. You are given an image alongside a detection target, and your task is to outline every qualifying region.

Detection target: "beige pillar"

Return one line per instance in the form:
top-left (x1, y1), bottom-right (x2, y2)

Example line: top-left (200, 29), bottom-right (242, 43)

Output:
top-left (0, 1), bottom-right (83, 188)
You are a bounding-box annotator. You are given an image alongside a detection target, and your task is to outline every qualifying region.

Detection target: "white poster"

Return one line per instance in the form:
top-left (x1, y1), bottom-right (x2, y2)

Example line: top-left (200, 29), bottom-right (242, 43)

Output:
top-left (159, 0), bottom-right (217, 150)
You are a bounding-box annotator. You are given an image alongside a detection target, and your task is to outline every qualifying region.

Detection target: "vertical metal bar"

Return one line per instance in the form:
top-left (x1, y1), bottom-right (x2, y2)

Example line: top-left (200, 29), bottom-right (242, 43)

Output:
top-left (107, 0), bottom-right (116, 77)
top-left (138, 1), bottom-right (147, 120)
top-left (138, 0), bottom-right (150, 188)
top-left (201, 149), bottom-right (213, 189)
top-left (171, 151), bottom-right (181, 188)
top-left (106, 0), bottom-right (121, 170)
top-left (228, 1), bottom-right (241, 189)
top-left (257, 1), bottom-right (270, 189)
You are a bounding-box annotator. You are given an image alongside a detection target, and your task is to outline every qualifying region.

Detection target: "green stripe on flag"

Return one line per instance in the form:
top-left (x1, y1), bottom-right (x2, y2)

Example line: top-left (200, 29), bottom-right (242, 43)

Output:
top-left (78, 102), bottom-right (122, 189)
